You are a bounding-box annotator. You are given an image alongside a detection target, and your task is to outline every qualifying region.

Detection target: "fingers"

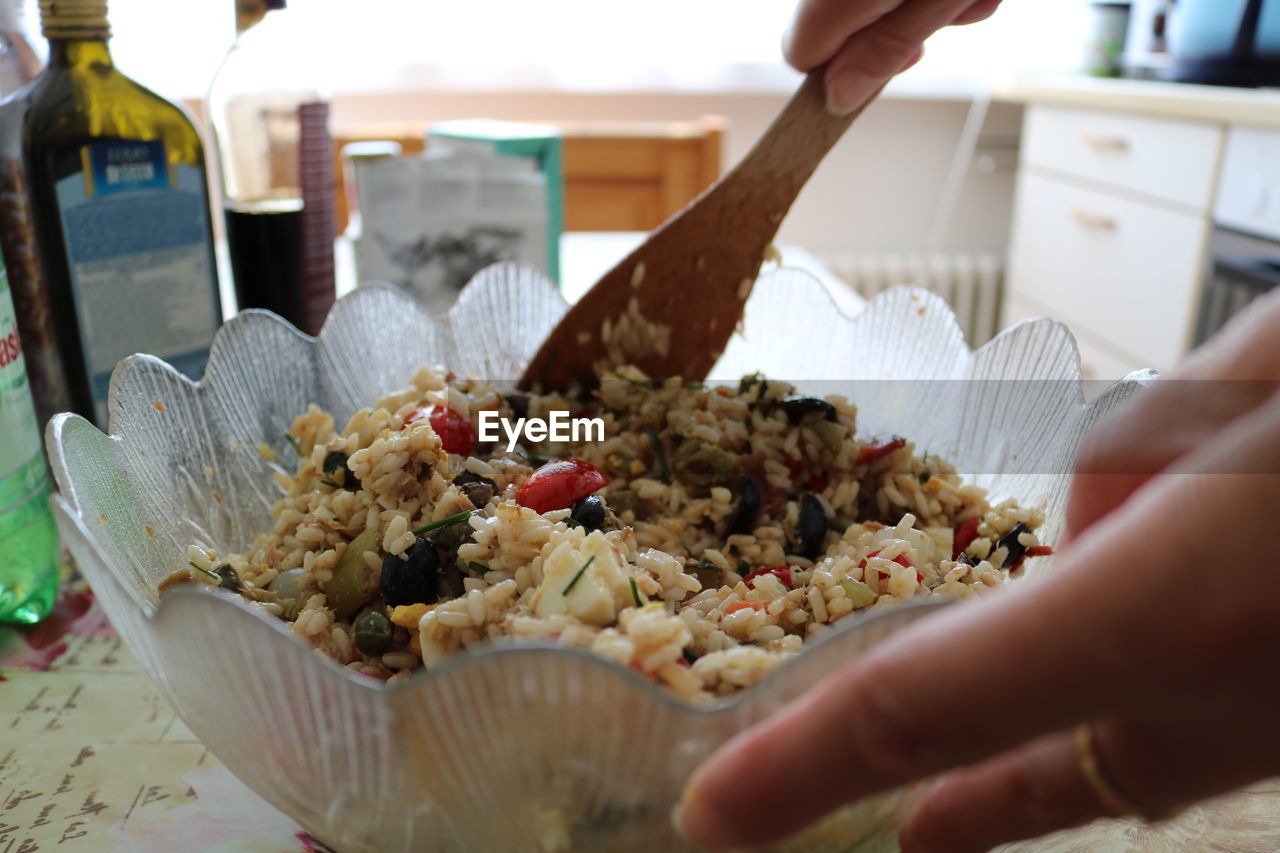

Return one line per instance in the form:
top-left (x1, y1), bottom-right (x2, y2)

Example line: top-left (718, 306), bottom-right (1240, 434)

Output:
top-left (951, 0), bottom-right (1003, 25)
top-left (783, 0), bottom-right (901, 72)
top-left (900, 731), bottom-right (1102, 853)
top-left (903, 707), bottom-right (1280, 853)
top-left (822, 0), bottom-right (987, 113)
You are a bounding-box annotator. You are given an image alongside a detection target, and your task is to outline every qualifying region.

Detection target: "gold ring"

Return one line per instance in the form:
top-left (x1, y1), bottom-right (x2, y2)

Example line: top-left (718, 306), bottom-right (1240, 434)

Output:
top-left (1075, 723), bottom-right (1182, 823)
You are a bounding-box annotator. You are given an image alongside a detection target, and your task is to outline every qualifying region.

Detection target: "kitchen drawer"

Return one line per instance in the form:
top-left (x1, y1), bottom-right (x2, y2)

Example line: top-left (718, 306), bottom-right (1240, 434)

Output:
top-left (1001, 293), bottom-right (1144, 391)
top-left (1007, 171), bottom-right (1211, 372)
top-left (1021, 105), bottom-right (1223, 212)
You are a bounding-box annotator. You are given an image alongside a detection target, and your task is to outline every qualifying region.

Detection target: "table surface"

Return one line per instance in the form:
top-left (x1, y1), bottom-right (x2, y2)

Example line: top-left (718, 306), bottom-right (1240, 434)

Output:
top-left (14, 241), bottom-right (1280, 851)
top-left (5, 579), bottom-right (1278, 851)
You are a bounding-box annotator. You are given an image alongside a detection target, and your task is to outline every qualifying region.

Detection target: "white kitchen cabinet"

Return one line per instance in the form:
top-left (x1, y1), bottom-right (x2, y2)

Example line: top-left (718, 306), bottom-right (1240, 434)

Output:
top-left (1002, 97), bottom-right (1227, 376)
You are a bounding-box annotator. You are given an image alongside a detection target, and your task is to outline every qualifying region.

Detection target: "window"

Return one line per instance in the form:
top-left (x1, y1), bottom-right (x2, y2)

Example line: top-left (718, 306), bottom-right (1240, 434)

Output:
top-left (29, 0), bottom-right (1091, 101)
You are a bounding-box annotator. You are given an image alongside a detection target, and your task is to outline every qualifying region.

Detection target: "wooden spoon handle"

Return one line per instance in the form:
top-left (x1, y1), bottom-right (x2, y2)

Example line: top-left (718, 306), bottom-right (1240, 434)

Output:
top-left (717, 68), bottom-right (885, 233)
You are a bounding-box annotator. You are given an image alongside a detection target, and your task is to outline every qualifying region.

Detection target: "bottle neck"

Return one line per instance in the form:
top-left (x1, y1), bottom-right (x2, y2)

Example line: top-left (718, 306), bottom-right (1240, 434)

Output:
top-left (46, 36), bottom-right (112, 69)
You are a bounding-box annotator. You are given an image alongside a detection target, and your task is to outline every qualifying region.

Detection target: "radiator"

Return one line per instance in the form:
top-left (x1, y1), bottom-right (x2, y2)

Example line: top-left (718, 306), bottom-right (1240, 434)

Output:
top-left (817, 252), bottom-right (1005, 346)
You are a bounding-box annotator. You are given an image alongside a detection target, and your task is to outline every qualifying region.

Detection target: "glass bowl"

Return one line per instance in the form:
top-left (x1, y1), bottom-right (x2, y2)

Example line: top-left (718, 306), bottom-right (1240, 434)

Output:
top-left (45, 265), bottom-right (1151, 852)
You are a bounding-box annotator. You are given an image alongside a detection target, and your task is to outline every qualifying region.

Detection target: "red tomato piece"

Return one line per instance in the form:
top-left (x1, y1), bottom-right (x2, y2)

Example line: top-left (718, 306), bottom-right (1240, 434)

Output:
top-left (858, 549), bottom-right (924, 583)
top-left (952, 517), bottom-right (981, 559)
top-left (857, 436), bottom-right (907, 464)
top-left (1026, 545), bottom-right (1054, 558)
top-left (516, 459), bottom-right (608, 514)
top-left (420, 406), bottom-right (475, 456)
top-left (743, 565), bottom-right (794, 591)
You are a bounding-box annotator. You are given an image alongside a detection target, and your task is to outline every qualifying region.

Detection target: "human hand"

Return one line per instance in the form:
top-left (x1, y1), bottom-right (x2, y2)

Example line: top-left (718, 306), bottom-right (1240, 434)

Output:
top-left (674, 291), bottom-right (1280, 851)
top-left (784, 0), bottom-right (1004, 114)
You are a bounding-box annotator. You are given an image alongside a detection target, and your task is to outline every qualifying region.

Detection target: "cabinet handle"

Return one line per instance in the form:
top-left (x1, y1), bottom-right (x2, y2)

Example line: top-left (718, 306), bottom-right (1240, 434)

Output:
top-left (1080, 132), bottom-right (1129, 152)
top-left (1071, 207), bottom-right (1117, 231)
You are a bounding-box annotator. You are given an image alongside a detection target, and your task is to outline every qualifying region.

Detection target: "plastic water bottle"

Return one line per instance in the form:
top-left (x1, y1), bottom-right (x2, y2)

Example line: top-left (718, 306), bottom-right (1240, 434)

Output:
top-left (0, 253), bottom-right (59, 623)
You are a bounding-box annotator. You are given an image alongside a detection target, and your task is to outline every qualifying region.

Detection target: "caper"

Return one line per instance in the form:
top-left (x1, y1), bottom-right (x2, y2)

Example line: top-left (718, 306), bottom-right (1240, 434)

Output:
top-left (429, 517), bottom-right (474, 555)
top-left (570, 495), bottom-right (607, 530)
top-left (791, 494), bottom-right (828, 559)
top-left (453, 470), bottom-right (496, 508)
top-left (214, 563), bottom-right (241, 592)
top-left (672, 440), bottom-right (737, 492)
top-left (777, 396), bottom-right (837, 425)
top-left (353, 610), bottom-right (394, 657)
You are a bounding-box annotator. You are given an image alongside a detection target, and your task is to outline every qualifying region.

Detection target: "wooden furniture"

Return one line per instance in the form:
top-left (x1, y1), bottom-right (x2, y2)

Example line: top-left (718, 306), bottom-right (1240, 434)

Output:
top-left (556, 117), bottom-right (725, 231)
top-left (996, 76), bottom-right (1280, 379)
top-left (331, 117), bottom-right (725, 236)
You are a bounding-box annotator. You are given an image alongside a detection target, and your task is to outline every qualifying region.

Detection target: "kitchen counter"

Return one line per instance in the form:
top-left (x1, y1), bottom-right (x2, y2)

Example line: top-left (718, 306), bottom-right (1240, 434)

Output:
top-left (995, 73), bottom-right (1280, 128)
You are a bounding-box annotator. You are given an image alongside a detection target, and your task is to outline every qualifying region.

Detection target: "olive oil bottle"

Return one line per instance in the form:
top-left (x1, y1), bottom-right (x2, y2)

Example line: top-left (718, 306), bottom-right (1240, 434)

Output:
top-left (24, 0), bottom-right (220, 426)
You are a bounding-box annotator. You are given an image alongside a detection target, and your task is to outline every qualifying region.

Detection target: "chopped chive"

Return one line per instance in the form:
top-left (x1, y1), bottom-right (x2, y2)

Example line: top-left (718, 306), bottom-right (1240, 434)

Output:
top-left (188, 561), bottom-right (219, 581)
top-left (283, 433), bottom-right (302, 456)
top-left (565, 517), bottom-right (581, 529)
top-left (682, 648), bottom-right (698, 665)
top-left (412, 509), bottom-right (475, 536)
top-left (917, 472), bottom-right (929, 485)
top-left (468, 561), bottom-right (490, 575)
top-left (646, 427), bottom-right (670, 481)
top-left (514, 447), bottom-right (552, 467)
top-left (562, 554), bottom-right (596, 595)
top-left (617, 375), bottom-right (658, 389)
top-left (319, 478), bottom-right (341, 488)
top-left (629, 576), bottom-right (643, 607)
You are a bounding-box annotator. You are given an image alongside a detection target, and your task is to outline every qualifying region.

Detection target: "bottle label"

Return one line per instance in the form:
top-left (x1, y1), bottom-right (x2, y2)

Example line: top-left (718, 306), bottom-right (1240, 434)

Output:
top-left (0, 260), bottom-right (43, 485)
top-left (55, 139), bottom-right (219, 425)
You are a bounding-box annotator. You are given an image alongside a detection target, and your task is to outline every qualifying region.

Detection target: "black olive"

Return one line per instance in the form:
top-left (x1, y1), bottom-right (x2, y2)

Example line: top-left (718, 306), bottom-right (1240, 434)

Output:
top-left (504, 393), bottom-right (530, 421)
top-left (726, 476), bottom-right (761, 535)
top-left (322, 451), bottom-right (350, 477)
top-left (353, 611), bottom-right (393, 656)
top-left (380, 537), bottom-right (440, 606)
top-left (792, 494), bottom-right (828, 559)
top-left (778, 396), bottom-right (837, 425)
top-left (996, 522), bottom-right (1032, 569)
top-left (453, 470), bottom-right (497, 508)
top-left (214, 563), bottom-right (240, 592)
top-left (689, 559), bottom-right (721, 590)
top-left (570, 495), bottom-right (607, 530)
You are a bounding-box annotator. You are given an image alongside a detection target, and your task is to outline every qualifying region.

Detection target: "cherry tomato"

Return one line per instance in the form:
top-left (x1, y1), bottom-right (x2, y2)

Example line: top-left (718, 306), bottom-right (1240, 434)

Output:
top-left (743, 565), bottom-right (794, 590)
top-left (857, 436), bottom-right (907, 464)
top-left (405, 405), bottom-right (475, 456)
top-left (858, 549), bottom-right (924, 584)
top-left (516, 459), bottom-right (608, 514)
top-left (952, 517), bottom-right (981, 559)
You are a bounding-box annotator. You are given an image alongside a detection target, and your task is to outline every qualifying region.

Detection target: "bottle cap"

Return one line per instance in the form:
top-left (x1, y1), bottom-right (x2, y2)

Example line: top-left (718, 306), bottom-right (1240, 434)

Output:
top-left (39, 0), bottom-right (109, 39)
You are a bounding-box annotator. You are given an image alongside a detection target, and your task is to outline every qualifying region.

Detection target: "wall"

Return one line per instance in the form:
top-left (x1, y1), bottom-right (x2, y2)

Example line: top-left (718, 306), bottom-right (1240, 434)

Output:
top-left (332, 91), bottom-right (1024, 255)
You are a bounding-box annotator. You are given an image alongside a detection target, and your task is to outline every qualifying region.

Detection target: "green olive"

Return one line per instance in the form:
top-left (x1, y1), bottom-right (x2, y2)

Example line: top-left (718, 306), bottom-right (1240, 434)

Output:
top-left (324, 529), bottom-right (381, 621)
top-left (672, 440), bottom-right (737, 492)
top-left (353, 610), bottom-right (394, 656)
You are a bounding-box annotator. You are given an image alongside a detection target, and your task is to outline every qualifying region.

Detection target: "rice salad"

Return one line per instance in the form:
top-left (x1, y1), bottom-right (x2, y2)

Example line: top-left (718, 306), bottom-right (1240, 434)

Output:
top-left (176, 366), bottom-right (1052, 702)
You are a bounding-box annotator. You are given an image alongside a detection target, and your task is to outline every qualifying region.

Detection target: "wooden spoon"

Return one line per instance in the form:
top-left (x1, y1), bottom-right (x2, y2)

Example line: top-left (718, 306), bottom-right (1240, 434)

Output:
top-left (518, 69), bottom-right (883, 390)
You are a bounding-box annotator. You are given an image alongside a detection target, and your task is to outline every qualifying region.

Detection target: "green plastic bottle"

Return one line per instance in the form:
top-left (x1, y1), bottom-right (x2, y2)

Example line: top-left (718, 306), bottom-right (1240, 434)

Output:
top-left (0, 252), bottom-right (60, 624)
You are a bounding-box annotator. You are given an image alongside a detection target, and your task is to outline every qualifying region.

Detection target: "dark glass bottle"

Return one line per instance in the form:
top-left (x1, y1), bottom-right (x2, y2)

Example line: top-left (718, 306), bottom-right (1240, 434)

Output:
top-left (22, 0), bottom-right (222, 426)
top-left (208, 0), bottom-right (336, 335)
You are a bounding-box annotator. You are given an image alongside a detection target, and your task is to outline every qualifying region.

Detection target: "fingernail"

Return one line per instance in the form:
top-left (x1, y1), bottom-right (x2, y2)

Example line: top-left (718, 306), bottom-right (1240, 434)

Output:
top-left (825, 65), bottom-right (880, 116)
top-left (671, 772), bottom-right (721, 847)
